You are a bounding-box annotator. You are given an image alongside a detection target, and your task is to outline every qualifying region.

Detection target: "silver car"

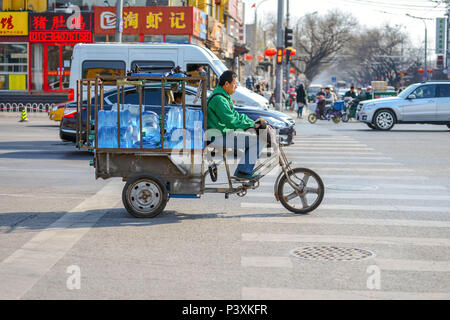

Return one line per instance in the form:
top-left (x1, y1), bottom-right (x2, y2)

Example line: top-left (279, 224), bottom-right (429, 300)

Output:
top-left (356, 81), bottom-right (450, 130)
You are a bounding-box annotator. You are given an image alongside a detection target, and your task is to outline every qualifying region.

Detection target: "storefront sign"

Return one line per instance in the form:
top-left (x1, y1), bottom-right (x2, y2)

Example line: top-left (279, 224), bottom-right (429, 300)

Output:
top-left (207, 16), bottom-right (222, 50)
top-left (29, 12), bottom-right (93, 42)
top-left (94, 6), bottom-right (206, 37)
top-left (0, 12), bottom-right (28, 36)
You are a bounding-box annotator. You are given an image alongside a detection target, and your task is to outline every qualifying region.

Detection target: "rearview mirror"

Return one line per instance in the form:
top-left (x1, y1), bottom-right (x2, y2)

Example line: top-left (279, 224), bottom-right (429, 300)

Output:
top-left (408, 94), bottom-right (416, 100)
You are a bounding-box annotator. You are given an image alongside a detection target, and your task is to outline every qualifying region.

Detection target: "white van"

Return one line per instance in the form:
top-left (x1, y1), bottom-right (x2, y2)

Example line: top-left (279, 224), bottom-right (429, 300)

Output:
top-left (69, 43), bottom-right (270, 109)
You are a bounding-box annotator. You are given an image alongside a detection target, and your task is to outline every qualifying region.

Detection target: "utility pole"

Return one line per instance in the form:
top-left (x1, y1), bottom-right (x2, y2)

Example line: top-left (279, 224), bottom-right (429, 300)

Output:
top-left (284, 0), bottom-right (290, 94)
top-left (115, 0), bottom-right (123, 43)
top-left (275, 0), bottom-right (284, 111)
top-left (446, 3), bottom-right (450, 71)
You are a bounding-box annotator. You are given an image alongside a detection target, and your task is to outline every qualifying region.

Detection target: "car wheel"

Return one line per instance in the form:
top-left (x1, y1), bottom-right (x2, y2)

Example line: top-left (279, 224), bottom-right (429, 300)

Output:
top-left (374, 110), bottom-right (395, 131)
top-left (367, 123), bottom-right (377, 130)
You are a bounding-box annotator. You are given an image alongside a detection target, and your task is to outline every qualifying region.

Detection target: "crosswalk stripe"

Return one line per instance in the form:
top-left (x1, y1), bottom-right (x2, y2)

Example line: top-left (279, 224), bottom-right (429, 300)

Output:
top-left (375, 259), bottom-right (450, 272)
top-left (259, 182), bottom-right (445, 190)
top-left (289, 144), bottom-right (369, 147)
top-left (240, 256), bottom-right (450, 272)
top-left (287, 161), bottom-right (401, 166)
top-left (244, 192), bottom-right (450, 201)
top-left (241, 203), bottom-right (450, 213)
top-left (241, 233), bottom-right (450, 247)
top-left (0, 179), bottom-right (123, 299)
top-left (239, 216), bottom-right (450, 228)
top-left (241, 287), bottom-right (450, 300)
top-left (241, 256), bottom-right (293, 268)
top-left (281, 156), bottom-right (393, 160)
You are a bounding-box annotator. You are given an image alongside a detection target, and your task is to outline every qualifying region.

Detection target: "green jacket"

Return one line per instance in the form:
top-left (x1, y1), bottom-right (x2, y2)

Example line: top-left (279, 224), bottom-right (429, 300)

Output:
top-left (206, 85), bottom-right (255, 138)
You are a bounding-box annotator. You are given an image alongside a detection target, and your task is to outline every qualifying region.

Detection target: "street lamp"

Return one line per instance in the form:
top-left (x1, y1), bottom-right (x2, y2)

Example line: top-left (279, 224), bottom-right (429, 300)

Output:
top-left (406, 14), bottom-right (433, 80)
top-left (253, 0), bottom-right (270, 74)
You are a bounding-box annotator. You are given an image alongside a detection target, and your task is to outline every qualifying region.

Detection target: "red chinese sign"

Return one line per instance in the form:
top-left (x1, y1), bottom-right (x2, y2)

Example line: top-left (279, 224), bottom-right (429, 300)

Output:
top-left (29, 12), bottom-right (93, 43)
top-left (94, 6), bottom-right (203, 37)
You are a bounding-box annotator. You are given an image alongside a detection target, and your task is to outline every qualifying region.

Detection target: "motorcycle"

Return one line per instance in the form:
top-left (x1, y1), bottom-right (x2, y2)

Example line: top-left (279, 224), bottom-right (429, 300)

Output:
top-left (341, 97), bottom-right (360, 123)
top-left (308, 100), bottom-right (346, 124)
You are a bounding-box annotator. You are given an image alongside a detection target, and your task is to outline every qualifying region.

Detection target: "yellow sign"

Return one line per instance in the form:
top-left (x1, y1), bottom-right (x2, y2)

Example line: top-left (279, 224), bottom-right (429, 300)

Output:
top-left (0, 12), bottom-right (28, 36)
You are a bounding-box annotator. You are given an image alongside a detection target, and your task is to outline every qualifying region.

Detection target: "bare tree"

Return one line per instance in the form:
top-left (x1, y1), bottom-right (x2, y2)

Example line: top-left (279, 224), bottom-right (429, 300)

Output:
top-left (291, 10), bottom-right (357, 82)
top-left (338, 24), bottom-right (422, 87)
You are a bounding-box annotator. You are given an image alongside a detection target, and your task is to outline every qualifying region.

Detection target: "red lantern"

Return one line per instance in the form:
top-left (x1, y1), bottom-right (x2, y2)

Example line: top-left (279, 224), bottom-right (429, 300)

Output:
top-left (289, 68), bottom-right (295, 74)
top-left (245, 54), bottom-right (253, 61)
top-left (418, 68), bottom-right (424, 73)
top-left (283, 47), bottom-right (296, 56)
top-left (257, 55), bottom-right (264, 62)
top-left (264, 48), bottom-right (277, 58)
top-left (428, 68), bottom-right (433, 73)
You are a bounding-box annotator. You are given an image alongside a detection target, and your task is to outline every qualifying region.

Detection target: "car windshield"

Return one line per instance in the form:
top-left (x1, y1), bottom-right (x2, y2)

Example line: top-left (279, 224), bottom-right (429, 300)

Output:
top-left (398, 84), bottom-right (420, 99)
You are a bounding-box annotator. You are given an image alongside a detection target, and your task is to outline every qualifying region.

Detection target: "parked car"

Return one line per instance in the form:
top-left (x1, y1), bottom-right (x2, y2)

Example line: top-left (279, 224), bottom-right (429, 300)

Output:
top-left (48, 102), bottom-right (66, 122)
top-left (60, 85), bottom-right (296, 145)
top-left (356, 81), bottom-right (450, 130)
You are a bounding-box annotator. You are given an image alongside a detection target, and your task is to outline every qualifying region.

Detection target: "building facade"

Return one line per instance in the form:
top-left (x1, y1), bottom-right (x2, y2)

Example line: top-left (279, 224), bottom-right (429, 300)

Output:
top-left (0, 0), bottom-right (246, 103)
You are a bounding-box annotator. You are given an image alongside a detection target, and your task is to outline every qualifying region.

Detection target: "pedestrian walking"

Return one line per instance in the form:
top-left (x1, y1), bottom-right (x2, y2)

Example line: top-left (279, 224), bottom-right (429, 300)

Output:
top-left (295, 83), bottom-right (307, 118)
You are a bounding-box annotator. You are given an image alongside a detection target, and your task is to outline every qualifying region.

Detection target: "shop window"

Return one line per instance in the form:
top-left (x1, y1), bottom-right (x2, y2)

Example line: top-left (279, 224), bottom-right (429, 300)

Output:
top-left (130, 60), bottom-right (175, 73)
top-left (0, 43), bottom-right (28, 91)
top-left (144, 35), bottom-right (163, 43)
top-left (82, 60), bottom-right (126, 78)
top-left (166, 35), bottom-right (189, 43)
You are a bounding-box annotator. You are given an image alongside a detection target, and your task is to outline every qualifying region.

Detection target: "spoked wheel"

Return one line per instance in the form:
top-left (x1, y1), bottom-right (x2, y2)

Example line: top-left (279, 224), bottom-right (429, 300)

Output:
top-left (277, 168), bottom-right (325, 214)
top-left (308, 113), bottom-right (317, 124)
top-left (122, 175), bottom-right (168, 218)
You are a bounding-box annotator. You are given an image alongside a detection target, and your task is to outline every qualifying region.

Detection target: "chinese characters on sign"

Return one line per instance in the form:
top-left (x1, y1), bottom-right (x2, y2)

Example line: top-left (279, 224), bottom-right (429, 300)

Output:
top-left (94, 6), bottom-right (203, 37)
top-left (0, 12), bottom-right (28, 36)
top-left (29, 12), bottom-right (93, 42)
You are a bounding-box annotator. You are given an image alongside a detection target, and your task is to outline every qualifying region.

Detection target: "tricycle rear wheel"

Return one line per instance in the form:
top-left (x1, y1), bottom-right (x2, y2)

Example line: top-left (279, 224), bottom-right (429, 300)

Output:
top-left (122, 175), bottom-right (168, 218)
top-left (277, 167), bottom-right (324, 214)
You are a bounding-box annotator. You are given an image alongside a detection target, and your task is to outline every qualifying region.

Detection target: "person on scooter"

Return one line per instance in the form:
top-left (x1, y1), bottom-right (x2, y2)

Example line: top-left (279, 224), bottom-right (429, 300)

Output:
top-left (344, 86), bottom-right (356, 99)
top-left (316, 92), bottom-right (327, 120)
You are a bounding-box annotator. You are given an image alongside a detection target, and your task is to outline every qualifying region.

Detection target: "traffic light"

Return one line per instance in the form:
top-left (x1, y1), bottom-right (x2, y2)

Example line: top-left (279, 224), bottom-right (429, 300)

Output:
top-left (276, 48), bottom-right (283, 65)
top-left (284, 28), bottom-right (293, 48)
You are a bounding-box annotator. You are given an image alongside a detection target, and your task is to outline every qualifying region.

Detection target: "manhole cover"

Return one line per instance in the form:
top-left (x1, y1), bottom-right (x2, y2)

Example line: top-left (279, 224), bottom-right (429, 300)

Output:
top-left (326, 184), bottom-right (379, 192)
top-left (290, 246), bottom-right (375, 262)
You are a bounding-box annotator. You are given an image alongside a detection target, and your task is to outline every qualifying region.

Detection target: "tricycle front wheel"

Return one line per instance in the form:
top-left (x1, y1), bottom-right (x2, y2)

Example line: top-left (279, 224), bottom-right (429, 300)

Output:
top-left (277, 168), bottom-right (324, 214)
top-left (122, 175), bottom-right (168, 218)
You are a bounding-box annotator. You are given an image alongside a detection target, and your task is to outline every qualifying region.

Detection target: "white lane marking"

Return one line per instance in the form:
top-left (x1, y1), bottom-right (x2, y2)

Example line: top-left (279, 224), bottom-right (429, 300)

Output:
top-left (240, 256), bottom-right (450, 273)
top-left (242, 233), bottom-right (450, 247)
top-left (289, 144), bottom-right (369, 147)
top-left (241, 203), bottom-right (450, 213)
top-left (0, 167), bottom-right (90, 173)
top-left (239, 216), bottom-right (450, 228)
top-left (241, 256), bottom-right (293, 268)
top-left (0, 193), bottom-right (91, 200)
top-left (0, 179), bottom-right (123, 300)
top-left (241, 287), bottom-right (450, 300)
top-left (284, 152), bottom-right (383, 155)
top-left (313, 174), bottom-right (428, 181)
top-left (245, 192), bottom-right (450, 201)
top-left (282, 156), bottom-right (393, 160)
top-left (259, 182), bottom-right (445, 190)
top-left (287, 161), bottom-right (401, 166)
top-left (286, 147), bottom-right (375, 150)
top-left (375, 259), bottom-right (450, 272)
